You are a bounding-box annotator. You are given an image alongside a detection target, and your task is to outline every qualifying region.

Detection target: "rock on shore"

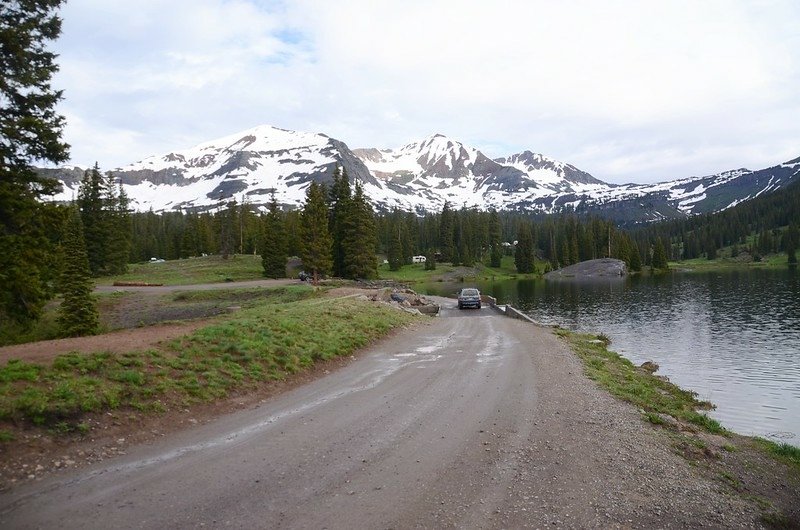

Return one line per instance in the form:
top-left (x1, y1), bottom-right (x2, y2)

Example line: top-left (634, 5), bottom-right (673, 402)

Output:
top-left (544, 258), bottom-right (627, 280)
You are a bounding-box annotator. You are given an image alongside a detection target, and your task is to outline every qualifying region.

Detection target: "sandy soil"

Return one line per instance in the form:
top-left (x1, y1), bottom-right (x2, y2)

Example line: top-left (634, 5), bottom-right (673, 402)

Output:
top-left (0, 320), bottom-right (215, 364)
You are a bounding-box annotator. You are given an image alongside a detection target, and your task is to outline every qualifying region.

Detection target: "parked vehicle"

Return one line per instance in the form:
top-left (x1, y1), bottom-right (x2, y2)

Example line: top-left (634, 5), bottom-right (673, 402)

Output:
top-left (457, 288), bottom-right (481, 309)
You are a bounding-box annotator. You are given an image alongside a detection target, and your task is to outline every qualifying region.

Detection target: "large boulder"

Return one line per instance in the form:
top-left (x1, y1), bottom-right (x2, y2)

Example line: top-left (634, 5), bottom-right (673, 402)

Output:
top-left (544, 258), bottom-right (627, 280)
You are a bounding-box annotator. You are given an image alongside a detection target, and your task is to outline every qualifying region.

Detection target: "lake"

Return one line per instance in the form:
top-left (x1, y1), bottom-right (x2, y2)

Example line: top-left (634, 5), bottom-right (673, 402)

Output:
top-left (419, 268), bottom-right (800, 444)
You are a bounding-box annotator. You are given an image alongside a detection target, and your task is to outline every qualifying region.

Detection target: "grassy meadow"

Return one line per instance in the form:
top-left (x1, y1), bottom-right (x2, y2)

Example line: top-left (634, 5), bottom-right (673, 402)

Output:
top-left (377, 255), bottom-right (541, 283)
top-left (96, 254), bottom-right (266, 286)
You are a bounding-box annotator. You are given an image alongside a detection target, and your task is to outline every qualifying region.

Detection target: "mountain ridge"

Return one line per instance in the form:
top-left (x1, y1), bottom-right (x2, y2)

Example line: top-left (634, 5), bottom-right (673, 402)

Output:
top-left (45, 125), bottom-right (800, 222)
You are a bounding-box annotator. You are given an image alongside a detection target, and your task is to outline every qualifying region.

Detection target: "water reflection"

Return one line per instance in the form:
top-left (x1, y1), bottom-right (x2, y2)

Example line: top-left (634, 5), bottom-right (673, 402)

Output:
top-left (420, 269), bottom-right (800, 443)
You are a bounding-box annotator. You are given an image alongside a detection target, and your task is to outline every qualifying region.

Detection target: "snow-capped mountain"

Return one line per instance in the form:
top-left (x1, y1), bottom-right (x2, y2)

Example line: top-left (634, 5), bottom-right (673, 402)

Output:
top-left (45, 125), bottom-right (800, 222)
top-left (51, 125), bottom-right (386, 212)
top-left (352, 134), bottom-right (625, 211)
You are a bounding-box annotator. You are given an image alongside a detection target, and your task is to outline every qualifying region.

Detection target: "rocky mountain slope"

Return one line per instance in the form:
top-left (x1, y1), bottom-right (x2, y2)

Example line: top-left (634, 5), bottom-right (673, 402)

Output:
top-left (46, 125), bottom-right (800, 221)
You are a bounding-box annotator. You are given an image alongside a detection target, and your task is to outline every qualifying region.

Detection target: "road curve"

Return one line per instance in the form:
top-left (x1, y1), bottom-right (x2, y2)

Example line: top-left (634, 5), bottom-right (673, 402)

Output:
top-left (0, 301), bottom-right (759, 528)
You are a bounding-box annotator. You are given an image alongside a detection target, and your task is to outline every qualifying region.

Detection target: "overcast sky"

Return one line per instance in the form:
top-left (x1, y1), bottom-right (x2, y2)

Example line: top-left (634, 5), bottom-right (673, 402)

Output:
top-left (51, 0), bottom-right (799, 184)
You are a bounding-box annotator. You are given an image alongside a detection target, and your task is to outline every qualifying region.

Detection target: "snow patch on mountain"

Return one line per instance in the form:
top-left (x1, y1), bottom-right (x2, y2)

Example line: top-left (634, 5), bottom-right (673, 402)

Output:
top-left (46, 124), bottom-right (800, 220)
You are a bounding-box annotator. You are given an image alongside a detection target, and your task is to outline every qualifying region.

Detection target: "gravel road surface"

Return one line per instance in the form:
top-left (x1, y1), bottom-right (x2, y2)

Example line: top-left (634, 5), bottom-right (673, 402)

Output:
top-left (0, 300), bottom-right (761, 528)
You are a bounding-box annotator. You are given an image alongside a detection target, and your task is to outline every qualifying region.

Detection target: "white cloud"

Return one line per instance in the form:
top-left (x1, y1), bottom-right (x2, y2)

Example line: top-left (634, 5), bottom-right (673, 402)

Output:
top-left (52, 0), bottom-right (800, 183)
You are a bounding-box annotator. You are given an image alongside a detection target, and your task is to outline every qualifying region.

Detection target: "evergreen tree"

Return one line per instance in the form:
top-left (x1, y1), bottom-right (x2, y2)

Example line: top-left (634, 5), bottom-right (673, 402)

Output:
top-left (424, 248), bottom-right (436, 270)
top-left (342, 182), bottom-right (378, 279)
top-left (629, 241), bottom-right (642, 272)
top-left (706, 238), bottom-right (717, 260)
top-left (387, 222), bottom-right (402, 271)
top-left (299, 182), bottom-right (332, 283)
top-left (0, 0), bottom-right (69, 325)
top-left (104, 174), bottom-right (131, 274)
top-left (261, 193), bottom-right (287, 278)
top-left (328, 166), bottom-right (352, 277)
top-left (439, 202), bottom-right (455, 262)
top-left (459, 237), bottom-right (473, 267)
top-left (57, 209), bottom-right (98, 337)
top-left (782, 223), bottom-right (799, 263)
top-left (488, 209), bottom-right (503, 267)
top-left (77, 164), bottom-right (110, 275)
top-left (515, 222), bottom-right (535, 273)
top-left (651, 238), bottom-right (669, 270)
top-left (218, 199), bottom-right (238, 259)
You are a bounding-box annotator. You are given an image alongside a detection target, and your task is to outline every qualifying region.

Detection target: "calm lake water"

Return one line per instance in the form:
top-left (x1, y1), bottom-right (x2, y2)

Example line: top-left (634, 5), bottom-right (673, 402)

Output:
top-left (420, 269), bottom-right (800, 444)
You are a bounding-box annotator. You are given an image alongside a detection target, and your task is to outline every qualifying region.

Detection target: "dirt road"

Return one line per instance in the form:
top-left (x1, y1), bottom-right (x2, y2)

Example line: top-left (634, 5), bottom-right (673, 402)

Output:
top-left (95, 277), bottom-right (298, 292)
top-left (0, 301), bottom-right (762, 528)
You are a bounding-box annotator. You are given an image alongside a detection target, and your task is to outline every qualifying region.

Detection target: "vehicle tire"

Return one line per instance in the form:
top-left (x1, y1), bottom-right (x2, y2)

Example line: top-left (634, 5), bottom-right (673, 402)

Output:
top-left (458, 303), bottom-right (463, 310)
top-left (477, 303), bottom-right (481, 309)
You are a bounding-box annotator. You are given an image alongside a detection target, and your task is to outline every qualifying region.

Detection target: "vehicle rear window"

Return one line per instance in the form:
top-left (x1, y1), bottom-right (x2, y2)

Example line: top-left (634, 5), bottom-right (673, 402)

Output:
top-left (461, 289), bottom-right (479, 296)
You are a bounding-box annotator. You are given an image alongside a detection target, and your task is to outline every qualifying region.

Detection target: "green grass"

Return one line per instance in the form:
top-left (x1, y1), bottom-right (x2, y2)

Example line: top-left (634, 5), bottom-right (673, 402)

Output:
top-left (557, 329), bottom-right (727, 435)
top-left (670, 252), bottom-right (793, 271)
top-left (170, 285), bottom-right (313, 306)
top-left (0, 294), bottom-right (419, 428)
top-left (97, 254), bottom-right (265, 286)
top-left (754, 438), bottom-right (800, 473)
top-left (377, 262), bottom-right (459, 282)
top-left (378, 255), bottom-right (539, 282)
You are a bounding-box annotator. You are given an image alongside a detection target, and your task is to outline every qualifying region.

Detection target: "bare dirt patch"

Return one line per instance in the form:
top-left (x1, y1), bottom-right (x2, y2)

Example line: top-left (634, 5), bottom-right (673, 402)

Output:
top-left (0, 319), bottom-right (216, 365)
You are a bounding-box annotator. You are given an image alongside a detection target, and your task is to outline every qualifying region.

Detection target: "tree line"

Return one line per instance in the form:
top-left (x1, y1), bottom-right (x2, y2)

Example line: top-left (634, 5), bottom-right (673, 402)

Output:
top-left (375, 206), bottom-right (649, 273)
top-left (628, 179), bottom-right (800, 264)
top-left (2, 0), bottom-right (796, 340)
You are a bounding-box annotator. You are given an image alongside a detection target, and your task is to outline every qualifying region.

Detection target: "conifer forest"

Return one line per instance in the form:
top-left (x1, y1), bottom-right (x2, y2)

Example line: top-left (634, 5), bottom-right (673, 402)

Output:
top-left (1, 0), bottom-right (798, 340)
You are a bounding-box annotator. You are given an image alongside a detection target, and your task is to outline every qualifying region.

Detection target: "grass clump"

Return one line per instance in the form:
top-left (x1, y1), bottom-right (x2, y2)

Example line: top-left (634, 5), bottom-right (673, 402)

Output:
top-left (170, 285), bottom-right (311, 306)
top-left (0, 296), bottom-right (419, 429)
top-left (754, 438), bottom-right (800, 472)
top-left (557, 329), bottom-right (727, 435)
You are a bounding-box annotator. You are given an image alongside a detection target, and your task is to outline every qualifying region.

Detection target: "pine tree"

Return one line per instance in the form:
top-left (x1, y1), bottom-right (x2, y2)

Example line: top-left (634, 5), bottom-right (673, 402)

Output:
top-left (104, 174), bottom-right (131, 274)
top-left (387, 223), bottom-right (402, 271)
top-left (57, 209), bottom-right (98, 337)
top-left (342, 182), bottom-right (378, 279)
top-left (439, 202), bottom-right (455, 262)
top-left (329, 166), bottom-right (352, 277)
top-left (782, 224), bottom-right (799, 266)
top-left (0, 0), bottom-right (69, 325)
top-left (569, 231), bottom-right (579, 265)
top-left (218, 199), bottom-right (238, 259)
top-left (488, 209), bottom-right (503, 267)
top-left (651, 239), bottom-right (669, 271)
top-left (77, 164), bottom-right (110, 275)
top-left (261, 193), bottom-right (287, 278)
top-left (424, 248), bottom-right (436, 270)
top-left (299, 182), bottom-right (332, 284)
top-left (515, 222), bottom-right (535, 273)
top-left (629, 241), bottom-right (642, 272)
